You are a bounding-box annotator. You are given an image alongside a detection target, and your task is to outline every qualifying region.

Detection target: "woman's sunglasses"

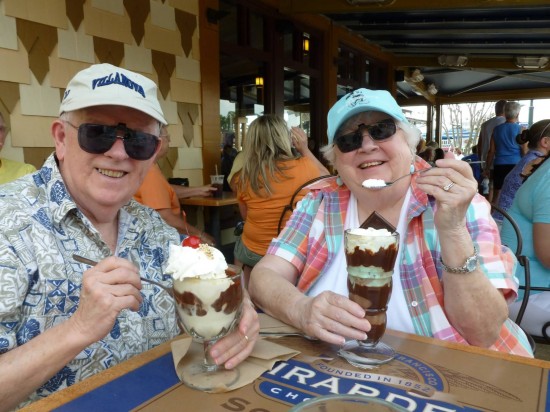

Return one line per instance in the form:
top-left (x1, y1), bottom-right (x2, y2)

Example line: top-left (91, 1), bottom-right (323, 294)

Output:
top-left (64, 121), bottom-right (160, 161)
top-left (334, 119), bottom-right (397, 153)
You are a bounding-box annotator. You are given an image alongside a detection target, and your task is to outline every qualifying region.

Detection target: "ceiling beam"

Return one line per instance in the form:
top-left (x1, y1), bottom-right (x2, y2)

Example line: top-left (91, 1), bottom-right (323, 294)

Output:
top-left (279, 0), bottom-right (550, 14)
top-left (395, 56), bottom-right (549, 71)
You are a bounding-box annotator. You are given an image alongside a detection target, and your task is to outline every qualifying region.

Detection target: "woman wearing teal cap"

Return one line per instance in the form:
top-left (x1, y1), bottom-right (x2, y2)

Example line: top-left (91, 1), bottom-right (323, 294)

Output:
top-left (249, 88), bottom-right (532, 357)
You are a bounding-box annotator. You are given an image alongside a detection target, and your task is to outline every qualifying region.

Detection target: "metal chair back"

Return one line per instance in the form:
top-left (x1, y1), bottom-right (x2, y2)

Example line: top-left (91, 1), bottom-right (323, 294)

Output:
top-left (277, 175), bottom-right (332, 235)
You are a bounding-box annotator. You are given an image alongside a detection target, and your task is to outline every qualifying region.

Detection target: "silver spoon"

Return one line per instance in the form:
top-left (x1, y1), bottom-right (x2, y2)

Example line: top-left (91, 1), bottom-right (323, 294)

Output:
top-left (72, 254), bottom-right (173, 296)
top-left (362, 167), bottom-right (432, 189)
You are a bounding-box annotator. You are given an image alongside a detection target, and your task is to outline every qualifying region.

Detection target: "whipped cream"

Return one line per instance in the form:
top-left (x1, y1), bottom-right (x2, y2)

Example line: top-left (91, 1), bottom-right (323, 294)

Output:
top-left (346, 227), bottom-right (398, 280)
top-left (165, 243), bottom-right (228, 281)
top-left (346, 227), bottom-right (396, 253)
top-left (362, 179), bottom-right (387, 188)
top-left (166, 243), bottom-right (242, 340)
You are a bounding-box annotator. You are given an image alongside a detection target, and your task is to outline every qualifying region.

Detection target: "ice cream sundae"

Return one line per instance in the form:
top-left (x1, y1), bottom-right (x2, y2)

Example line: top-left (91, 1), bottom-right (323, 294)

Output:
top-left (345, 227), bottom-right (399, 345)
top-left (166, 243), bottom-right (243, 340)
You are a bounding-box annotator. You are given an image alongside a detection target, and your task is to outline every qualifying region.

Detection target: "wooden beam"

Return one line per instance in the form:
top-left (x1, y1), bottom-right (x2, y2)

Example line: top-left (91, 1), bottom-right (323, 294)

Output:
top-left (279, 0), bottom-right (550, 14)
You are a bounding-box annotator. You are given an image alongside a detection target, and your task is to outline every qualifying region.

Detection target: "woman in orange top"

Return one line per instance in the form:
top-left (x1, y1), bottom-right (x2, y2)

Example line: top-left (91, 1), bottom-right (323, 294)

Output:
top-left (234, 115), bottom-right (329, 285)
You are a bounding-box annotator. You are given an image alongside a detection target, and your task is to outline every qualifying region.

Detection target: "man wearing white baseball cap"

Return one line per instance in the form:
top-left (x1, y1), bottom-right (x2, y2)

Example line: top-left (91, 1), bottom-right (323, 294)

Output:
top-left (0, 63), bottom-right (259, 409)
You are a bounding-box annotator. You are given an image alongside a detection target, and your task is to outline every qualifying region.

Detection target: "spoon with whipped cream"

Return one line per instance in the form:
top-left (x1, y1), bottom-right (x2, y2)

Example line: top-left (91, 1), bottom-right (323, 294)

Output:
top-left (362, 167), bottom-right (432, 189)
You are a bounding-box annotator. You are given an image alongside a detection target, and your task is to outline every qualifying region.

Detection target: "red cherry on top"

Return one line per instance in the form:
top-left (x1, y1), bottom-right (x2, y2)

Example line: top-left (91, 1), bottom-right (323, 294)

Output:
top-left (182, 235), bottom-right (201, 249)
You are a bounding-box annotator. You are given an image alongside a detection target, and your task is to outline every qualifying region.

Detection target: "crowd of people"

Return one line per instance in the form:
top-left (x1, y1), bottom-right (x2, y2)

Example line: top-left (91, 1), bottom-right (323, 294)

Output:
top-left (0, 63), bottom-right (546, 409)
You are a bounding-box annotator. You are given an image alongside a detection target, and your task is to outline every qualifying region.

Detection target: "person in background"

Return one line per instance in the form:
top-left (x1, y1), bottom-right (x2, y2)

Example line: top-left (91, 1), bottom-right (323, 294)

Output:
top-left (416, 138), bottom-right (427, 154)
top-left (478, 100), bottom-right (507, 201)
top-left (134, 128), bottom-right (216, 245)
top-left (0, 63), bottom-right (259, 410)
top-left (221, 143), bottom-right (238, 191)
top-left (494, 120), bottom-right (550, 224)
top-left (462, 144), bottom-right (483, 192)
top-left (234, 115), bottom-right (329, 286)
top-left (485, 101), bottom-right (524, 205)
top-left (228, 150), bottom-right (244, 193)
top-left (418, 146), bottom-right (434, 163)
top-left (0, 112), bottom-right (36, 184)
top-left (433, 147), bottom-right (446, 163)
top-left (454, 147), bottom-right (464, 160)
top-left (502, 147), bottom-right (550, 338)
top-left (248, 88), bottom-right (532, 357)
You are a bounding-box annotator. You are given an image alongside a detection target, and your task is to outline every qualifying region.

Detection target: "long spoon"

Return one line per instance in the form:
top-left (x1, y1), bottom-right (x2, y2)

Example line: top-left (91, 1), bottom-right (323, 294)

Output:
top-left (362, 167), bottom-right (432, 189)
top-left (72, 254), bottom-right (173, 296)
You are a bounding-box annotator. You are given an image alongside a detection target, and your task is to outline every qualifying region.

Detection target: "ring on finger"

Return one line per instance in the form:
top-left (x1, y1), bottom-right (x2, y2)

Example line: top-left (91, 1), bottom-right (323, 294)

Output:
top-left (443, 181), bottom-right (455, 191)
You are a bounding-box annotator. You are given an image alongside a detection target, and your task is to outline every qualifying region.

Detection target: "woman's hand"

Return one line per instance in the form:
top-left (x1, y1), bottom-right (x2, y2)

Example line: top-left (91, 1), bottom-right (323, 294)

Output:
top-left (415, 152), bottom-right (478, 233)
top-left (208, 293), bottom-right (259, 369)
top-left (294, 291), bottom-right (370, 345)
top-left (290, 127), bottom-right (310, 154)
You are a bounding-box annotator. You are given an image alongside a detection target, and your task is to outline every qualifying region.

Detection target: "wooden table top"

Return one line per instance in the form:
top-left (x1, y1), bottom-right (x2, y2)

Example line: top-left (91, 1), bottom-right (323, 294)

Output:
top-left (25, 327), bottom-right (550, 412)
top-left (179, 192), bottom-right (237, 207)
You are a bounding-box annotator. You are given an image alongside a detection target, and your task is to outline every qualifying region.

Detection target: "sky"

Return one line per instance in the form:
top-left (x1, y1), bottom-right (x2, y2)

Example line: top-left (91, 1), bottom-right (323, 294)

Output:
top-left (516, 98), bottom-right (550, 124)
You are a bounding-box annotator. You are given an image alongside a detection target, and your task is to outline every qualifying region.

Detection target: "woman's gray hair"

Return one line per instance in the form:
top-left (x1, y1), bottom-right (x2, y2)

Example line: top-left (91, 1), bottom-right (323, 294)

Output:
top-left (504, 101), bottom-right (521, 120)
top-left (321, 119), bottom-right (421, 166)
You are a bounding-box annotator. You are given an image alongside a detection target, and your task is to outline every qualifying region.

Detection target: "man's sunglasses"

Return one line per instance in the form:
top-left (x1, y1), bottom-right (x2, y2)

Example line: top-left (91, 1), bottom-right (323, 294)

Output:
top-left (64, 121), bottom-right (160, 161)
top-left (334, 119), bottom-right (397, 153)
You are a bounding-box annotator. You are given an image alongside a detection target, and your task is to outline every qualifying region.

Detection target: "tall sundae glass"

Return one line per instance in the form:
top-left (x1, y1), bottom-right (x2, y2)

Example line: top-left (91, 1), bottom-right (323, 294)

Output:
top-left (166, 243), bottom-right (244, 391)
top-left (338, 227), bottom-right (399, 367)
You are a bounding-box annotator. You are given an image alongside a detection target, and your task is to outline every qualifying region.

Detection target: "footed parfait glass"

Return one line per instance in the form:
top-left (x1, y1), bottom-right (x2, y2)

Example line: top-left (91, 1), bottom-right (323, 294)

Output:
top-left (172, 264), bottom-right (244, 391)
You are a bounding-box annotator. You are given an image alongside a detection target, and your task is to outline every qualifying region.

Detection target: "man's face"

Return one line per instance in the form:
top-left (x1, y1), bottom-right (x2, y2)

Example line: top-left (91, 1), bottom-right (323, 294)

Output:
top-left (53, 105), bottom-right (161, 218)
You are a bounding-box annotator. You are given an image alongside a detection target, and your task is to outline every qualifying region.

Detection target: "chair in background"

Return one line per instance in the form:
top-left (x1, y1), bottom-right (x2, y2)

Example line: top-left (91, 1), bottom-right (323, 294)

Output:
top-left (277, 175), bottom-right (332, 234)
top-left (491, 203), bottom-right (537, 351)
top-left (491, 204), bottom-right (531, 325)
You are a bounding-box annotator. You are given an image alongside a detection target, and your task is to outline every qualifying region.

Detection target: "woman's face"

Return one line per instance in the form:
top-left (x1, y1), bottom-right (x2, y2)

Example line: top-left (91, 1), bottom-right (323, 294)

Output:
top-left (333, 111), bottom-right (412, 193)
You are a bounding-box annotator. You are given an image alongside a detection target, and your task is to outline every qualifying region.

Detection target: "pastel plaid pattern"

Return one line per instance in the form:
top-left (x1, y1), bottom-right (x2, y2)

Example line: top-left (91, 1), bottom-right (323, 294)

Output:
top-left (268, 158), bottom-right (533, 357)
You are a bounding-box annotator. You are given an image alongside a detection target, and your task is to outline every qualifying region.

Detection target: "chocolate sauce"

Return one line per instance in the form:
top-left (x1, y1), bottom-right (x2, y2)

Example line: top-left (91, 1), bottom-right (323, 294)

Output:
top-left (348, 278), bottom-right (392, 344)
top-left (364, 320), bottom-right (386, 344)
top-left (174, 268), bottom-right (243, 316)
top-left (174, 291), bottom-right (207, 316)
top-left (347, 279), bottom-right (392, 310)
top-left (345, 243), bottom-right (398, 272)
top-left (212, 277), bottom-right (243, 314)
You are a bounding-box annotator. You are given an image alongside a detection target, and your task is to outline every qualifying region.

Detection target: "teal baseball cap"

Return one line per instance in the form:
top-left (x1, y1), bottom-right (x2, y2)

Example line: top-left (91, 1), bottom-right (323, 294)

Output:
top-left (327, 88), bottom-right (408, 143)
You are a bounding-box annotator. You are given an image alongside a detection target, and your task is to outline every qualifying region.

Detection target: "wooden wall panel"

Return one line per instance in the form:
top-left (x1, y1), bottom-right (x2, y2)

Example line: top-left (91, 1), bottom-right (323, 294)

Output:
top-left (0, 0), bottom-right (204, 182)
top-left (4, 0), bottom-right (68, 29)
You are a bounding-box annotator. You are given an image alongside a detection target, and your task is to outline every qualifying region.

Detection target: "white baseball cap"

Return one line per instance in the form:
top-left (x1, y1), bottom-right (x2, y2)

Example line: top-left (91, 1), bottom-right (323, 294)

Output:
top-left (59, 63), bottom-right (167, 125)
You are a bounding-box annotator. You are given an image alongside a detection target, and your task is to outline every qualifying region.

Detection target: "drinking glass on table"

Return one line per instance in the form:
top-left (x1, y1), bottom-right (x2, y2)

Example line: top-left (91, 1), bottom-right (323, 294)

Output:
top-left (290, 394), bottom-right (408, 412)
top-left (173, 264), bottom-right (244, 390)
top-left (210, 174), bottom-right (224, 198)
top-left (338, 228), bottom-right (399, 367)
